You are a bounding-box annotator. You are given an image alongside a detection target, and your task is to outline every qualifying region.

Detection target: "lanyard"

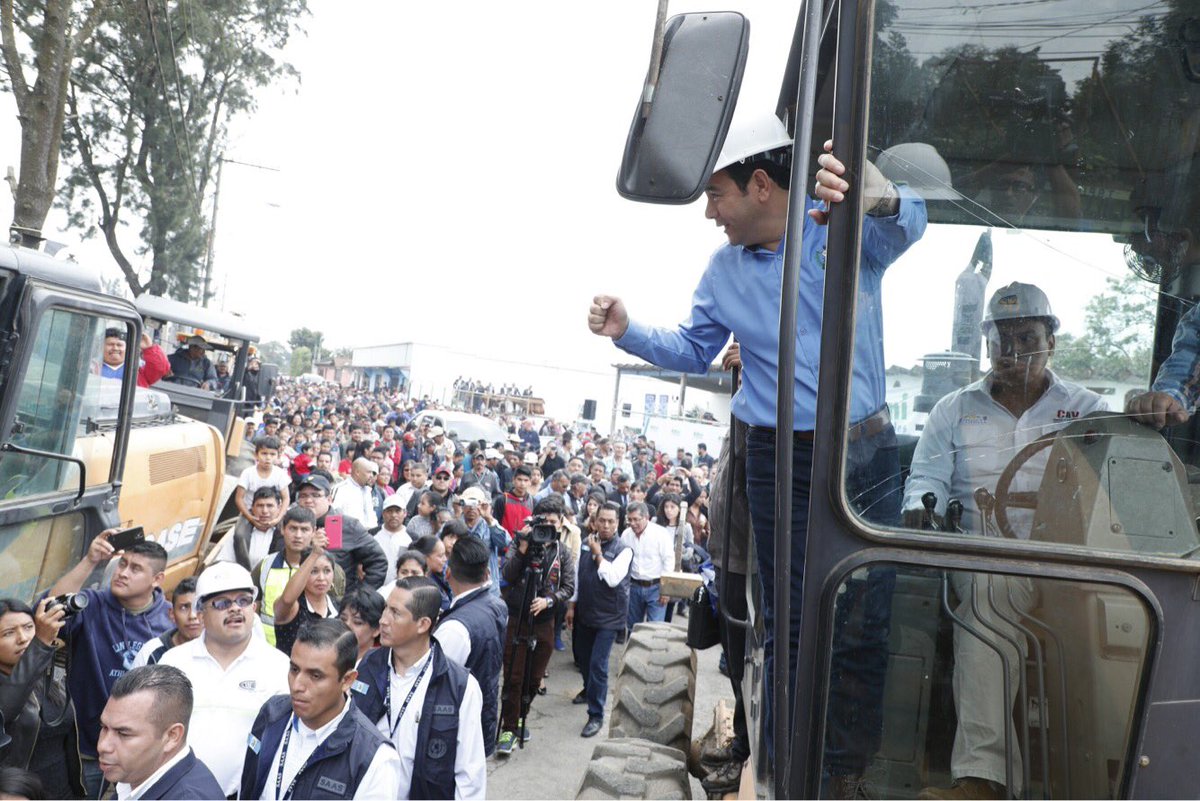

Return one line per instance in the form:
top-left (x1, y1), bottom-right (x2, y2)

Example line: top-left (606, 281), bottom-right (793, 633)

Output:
top-left (385, 653), bottom-right (432, 739)
top-left (273, 715), bottom-right (322, 800)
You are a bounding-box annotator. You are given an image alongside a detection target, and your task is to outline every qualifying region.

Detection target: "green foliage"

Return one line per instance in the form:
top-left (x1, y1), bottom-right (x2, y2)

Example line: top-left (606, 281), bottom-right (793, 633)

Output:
top-left (256, 339), bottom-right (289, 368)
top-left (58, 0), bottom-right (308, 300)
top-left (1052, 275), bottom-right (1156, 382)
top-left (289, 345), bottom-right (311, 377)
top-left (288, 327), bottom-right (328, 361)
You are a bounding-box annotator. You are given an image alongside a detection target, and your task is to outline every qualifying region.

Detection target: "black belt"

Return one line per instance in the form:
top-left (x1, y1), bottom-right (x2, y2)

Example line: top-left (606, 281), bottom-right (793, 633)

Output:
top-left (751, 406), bottom-right (891, 444)
top-left (632, 578), bottom-right (661, 587)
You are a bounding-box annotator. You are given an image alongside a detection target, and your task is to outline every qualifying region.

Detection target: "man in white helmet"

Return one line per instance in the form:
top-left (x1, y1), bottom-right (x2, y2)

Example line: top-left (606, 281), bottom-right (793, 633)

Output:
top-left (587, 112), bottom-right (928, 791)
top-left (903, 283), bottom-right (1107, 800)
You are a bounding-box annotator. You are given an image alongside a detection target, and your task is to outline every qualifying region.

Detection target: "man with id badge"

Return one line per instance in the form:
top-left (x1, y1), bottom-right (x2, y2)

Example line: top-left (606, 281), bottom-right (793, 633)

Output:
top-left (352, 577), bottom-right (486, 800)
top-left (239, 619), bottom-right (400, 799)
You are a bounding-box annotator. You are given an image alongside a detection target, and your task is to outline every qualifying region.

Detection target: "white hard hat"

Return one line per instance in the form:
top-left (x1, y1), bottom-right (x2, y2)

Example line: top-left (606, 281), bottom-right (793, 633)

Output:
top-left (981, 282), bottom-right (1060, 332)
top-left (874, 143), bottom-right (961, 200)
top-left (713, 112), bottom-right (793, 173)
top-left (195, 561), bottom-right (258, 603)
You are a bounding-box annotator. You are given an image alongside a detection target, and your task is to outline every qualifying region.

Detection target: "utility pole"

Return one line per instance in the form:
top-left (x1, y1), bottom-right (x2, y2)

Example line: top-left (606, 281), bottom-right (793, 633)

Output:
top-left (201, 154), bottom-right (280, 307)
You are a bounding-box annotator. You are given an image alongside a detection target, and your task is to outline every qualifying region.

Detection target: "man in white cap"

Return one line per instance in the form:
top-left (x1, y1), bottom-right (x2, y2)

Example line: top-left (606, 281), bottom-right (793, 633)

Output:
top-left (159, 561), bottom-right (290, 797)
top-left (904, 283), bottom-right (1106, 800)
top-left (373, 494), bottom-right (412, 585)
top-left (588, 111), bottom-right (928, 791)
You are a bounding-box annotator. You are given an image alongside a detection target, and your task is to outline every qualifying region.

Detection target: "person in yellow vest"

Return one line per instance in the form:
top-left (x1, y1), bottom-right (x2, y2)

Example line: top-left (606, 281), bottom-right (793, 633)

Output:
top-left (250, 506), bottom-right (344, 645)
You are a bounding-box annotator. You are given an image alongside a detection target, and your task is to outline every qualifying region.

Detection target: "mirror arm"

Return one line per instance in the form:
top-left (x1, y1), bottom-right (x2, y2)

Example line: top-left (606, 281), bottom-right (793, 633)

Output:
top-left (641, 0), bottom-right (670, 118)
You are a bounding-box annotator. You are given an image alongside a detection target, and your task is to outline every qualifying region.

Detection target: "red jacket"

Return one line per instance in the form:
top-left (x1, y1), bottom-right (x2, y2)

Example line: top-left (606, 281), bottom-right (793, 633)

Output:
top-left (137, 345), bottom-right (170, 388)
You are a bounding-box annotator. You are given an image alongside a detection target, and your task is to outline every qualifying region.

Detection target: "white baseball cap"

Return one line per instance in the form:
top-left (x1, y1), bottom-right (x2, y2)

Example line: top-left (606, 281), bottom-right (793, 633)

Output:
top-left (523, 452), bottom-right (539, 465)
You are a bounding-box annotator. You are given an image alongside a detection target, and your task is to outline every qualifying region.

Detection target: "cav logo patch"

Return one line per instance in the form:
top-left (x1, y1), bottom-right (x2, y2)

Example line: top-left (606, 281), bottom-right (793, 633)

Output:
top-left (239, 679), bottom-right (257, 692)
top-left (427, 738), bottom-right (448, 759)
top-left (352, 680), bottom-right (369, 695)
top-left (247, 734), bottom-right (261, 754)
top-left (960, 414), bottom-right (989, 425)
top-left (997, 293), bottom-right (1020, 311)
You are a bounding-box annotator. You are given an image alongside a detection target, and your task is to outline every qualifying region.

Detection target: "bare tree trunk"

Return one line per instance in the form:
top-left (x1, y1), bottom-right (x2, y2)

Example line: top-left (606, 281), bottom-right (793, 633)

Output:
top-left (0, 0), bottom-right (106, 247)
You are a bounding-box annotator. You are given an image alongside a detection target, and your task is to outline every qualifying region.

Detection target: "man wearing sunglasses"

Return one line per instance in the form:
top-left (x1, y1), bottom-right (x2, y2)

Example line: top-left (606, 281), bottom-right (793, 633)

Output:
top-left (160, 561), bottom-right (289, 798)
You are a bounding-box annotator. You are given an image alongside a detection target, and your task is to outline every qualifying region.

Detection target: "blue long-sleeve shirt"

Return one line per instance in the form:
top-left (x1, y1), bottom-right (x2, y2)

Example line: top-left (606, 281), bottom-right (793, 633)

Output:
top-left (615, 191), bottom-right (928, 429)
top-left (1152, 301), bottom-right (1200, 411)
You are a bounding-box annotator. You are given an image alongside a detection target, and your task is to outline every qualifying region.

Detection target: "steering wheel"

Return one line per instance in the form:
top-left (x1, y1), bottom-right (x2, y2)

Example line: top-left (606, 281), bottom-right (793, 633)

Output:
top-left (992, 430), bottom-right (1060, 539)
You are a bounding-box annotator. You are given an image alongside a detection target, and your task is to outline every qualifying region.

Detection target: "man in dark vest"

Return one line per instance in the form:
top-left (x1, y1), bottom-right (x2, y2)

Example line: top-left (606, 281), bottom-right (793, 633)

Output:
top-left (240, 619), bottom-right (401, 799)
top-left (96, 664), bottom-right (223, 800)
top-left (567, 501), bottom-right (632, 738)
top-left (353, 577), bottom-right (486, 800)
top-left (433, 535), bottom-right (508, 756)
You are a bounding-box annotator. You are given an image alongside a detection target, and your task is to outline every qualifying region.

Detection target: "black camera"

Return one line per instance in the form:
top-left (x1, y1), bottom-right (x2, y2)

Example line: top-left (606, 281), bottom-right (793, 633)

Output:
top-left (522, 514), bottom-right (560, 547)
top-left (48, 592), bottom-right (89, 619)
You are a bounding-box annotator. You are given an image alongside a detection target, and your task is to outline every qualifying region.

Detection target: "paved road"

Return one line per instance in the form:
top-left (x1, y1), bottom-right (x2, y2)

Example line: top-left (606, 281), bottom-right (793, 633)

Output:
top-left (487, 617), bottom-right (731, 799)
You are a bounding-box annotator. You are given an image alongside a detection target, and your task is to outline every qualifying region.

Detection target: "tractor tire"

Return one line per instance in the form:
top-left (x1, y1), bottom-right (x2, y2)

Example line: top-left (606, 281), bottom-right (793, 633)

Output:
top-left (575, 738), bottom-right (692, 800)
top-left (609, 622), bottom-right (696, 754)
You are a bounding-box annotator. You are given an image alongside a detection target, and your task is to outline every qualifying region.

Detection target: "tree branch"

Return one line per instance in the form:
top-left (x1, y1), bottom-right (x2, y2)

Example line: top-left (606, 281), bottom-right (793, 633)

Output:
top-left (0, 0), bottom-right (29, 108)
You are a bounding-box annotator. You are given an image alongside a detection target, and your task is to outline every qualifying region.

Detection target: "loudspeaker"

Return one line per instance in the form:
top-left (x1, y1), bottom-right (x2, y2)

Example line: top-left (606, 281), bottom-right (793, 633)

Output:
top-left (582, 399), bottom-right (597, 420)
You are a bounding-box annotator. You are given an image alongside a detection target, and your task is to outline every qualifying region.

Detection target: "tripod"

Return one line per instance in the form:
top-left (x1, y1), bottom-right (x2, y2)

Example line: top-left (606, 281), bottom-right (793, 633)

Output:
top-left (503, 549), bottom-right (547, 750)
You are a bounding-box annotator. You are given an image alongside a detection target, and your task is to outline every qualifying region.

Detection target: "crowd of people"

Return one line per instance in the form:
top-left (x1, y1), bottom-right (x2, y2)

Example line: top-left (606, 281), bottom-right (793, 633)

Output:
top-left (0, 376), bottom-right (721, 799)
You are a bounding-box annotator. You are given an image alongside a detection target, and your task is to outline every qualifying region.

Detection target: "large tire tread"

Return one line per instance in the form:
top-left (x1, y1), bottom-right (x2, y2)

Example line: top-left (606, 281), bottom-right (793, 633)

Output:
top-left (609, 622), bottom-right (697, 754)
top-left (575, 738), bottom-right (692, 800)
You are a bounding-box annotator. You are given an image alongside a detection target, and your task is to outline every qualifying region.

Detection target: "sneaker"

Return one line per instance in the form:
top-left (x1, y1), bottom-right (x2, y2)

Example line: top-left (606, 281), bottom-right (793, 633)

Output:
top-left (496, 731), bottom-right (516, 756)
top-left (516, 719), bottom-right (533, 742)
top-left (554, 636), bottom-right (566, 651)
top-left (917, 777), bottom-right (1005, 800)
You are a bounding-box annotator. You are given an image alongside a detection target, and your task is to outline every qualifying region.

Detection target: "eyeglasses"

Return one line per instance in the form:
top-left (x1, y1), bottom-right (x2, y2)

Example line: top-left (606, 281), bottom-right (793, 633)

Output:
top-left (205, 594), bottom-right (255, 611)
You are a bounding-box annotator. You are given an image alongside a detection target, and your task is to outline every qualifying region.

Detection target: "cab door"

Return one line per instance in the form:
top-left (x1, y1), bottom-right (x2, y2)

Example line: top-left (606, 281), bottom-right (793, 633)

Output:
top-left (790, 0), bottom-right (1200, 797)
top-left (0, 277), bottom-right (141, 599)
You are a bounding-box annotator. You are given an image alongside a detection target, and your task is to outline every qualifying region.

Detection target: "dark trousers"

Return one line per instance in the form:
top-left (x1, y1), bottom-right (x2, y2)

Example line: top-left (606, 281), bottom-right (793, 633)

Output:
top-left (744, 422), bottom-right (899, 776)
top-left (500, 614), bottom-right (555, 731)
top-left (717, 569), bottom-right (751, 763)
top-left (574, 621), bottom-right (619, 720)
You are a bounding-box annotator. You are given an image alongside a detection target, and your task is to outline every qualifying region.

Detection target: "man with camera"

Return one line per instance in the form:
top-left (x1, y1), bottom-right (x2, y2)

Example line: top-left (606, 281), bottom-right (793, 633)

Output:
top-left (459, 487), bottom-right (509, 599)
top-left (495, 495), bottom-right (576, 756)
top-left (46, 529), bottom-right (173, 797)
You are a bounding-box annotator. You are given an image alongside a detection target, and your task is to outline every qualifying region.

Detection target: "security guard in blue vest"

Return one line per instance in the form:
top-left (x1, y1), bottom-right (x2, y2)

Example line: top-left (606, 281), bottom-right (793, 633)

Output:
top-left (432, 535), bottom-right (507, 756)
top-left (354, 577), bottom-right (487, 800)
top-left (240, 620), bottom-right (400, 799)
top-left (568, 501), bottom-right (632, 738)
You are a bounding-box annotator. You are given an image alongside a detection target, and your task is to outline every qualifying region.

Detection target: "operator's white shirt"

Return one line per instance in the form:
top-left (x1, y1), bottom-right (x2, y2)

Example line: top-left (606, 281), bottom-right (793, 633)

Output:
top-left (903, 370), bottom-right (1107, 538)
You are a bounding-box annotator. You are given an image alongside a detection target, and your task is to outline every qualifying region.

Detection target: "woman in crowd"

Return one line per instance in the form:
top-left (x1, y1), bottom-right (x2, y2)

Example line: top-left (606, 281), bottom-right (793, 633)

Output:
top-left (406, 491), bottom-right (439, 539)
top-left (0, 598), bottom-right (81, 798)
top-left (338, 588), bottom-right (384, 665)
top-left (272, 534), bottom-right (339, 656)
top-left (410, 534), bottom-right (452, 612)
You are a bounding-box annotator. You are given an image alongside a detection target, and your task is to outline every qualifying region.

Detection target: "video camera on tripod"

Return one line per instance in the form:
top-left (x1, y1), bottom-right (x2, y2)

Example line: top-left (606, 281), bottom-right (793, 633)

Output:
top-left (516, 514), bottom-right (560, 565)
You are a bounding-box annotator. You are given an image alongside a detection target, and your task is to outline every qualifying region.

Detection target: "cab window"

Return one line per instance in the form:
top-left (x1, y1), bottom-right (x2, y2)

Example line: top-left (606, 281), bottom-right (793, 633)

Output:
top-left (843, 0), bottom-right (1200, 562)
top-left (0, 309), bottom-right (125, 498)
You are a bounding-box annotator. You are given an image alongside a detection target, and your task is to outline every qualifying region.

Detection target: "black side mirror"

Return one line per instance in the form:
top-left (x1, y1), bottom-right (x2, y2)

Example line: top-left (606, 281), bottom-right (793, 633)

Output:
top-left (617, 12), bottom-right (750, 204)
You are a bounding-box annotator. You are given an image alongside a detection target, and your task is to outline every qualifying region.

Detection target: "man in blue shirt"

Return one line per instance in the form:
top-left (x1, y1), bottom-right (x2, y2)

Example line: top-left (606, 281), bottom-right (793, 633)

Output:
top-left (589, 113), bottom-right (928, 790)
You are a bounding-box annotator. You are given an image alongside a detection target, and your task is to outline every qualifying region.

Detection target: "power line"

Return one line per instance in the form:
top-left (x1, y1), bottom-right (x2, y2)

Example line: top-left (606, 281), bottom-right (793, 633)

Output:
top-left (158, 0), bottom-right (196, 181)
top-left (140, 0), bottom-right (203, 217)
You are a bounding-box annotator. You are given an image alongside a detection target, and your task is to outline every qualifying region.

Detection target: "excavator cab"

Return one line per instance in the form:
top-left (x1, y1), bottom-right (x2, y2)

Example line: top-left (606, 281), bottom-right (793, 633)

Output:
top-left (611, 0), bottom-right (1200, 797)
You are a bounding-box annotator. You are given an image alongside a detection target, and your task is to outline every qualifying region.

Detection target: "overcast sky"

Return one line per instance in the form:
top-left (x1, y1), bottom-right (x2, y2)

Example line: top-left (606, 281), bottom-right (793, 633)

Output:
top-left (0, 1), bottom-right (1135, 413)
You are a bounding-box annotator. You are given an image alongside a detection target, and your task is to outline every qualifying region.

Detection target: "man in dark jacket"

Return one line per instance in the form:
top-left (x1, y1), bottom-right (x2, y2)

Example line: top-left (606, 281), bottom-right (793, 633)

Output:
top-left (240, 620), bottom-right (400, 799)
top-left (433, 536), bottom-right (507, 756)
top-left (496, 496), bottom-right (576, 755)
top-left (294, 473), bottom-right (388, 593)
top-left (96, 664), bottom-right (223, 800)
top-left (46, 533), bottom-right (172, 797)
